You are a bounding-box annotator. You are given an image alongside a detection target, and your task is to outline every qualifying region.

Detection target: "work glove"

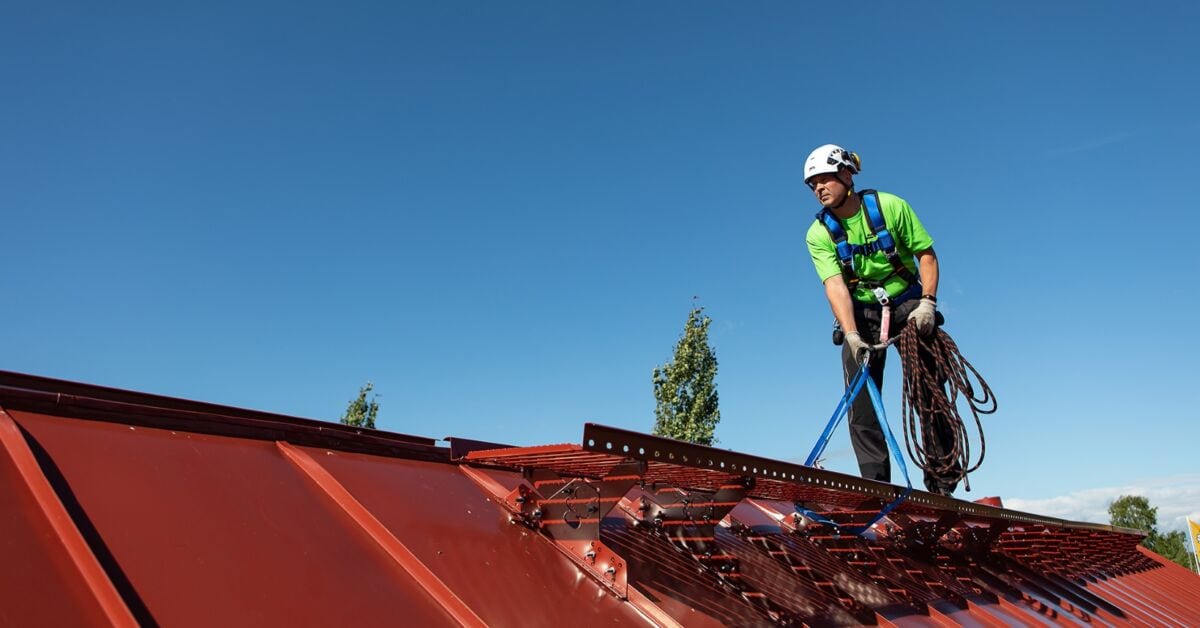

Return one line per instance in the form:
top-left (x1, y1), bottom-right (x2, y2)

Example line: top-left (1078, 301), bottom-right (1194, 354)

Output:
top-left (907, 298), bottom-right (937, 336)
top-left (844, 331), bottom-right (870, 363)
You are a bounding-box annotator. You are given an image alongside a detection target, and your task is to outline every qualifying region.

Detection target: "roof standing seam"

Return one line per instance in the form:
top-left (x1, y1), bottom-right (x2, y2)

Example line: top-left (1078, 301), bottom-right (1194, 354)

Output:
top-left (0, 409), bottom-right (137, 627)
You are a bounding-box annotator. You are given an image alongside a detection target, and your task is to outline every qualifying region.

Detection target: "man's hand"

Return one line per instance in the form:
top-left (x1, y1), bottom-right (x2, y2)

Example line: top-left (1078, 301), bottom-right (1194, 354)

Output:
top-left (845, 331), bottom-right (870, 362)
top-left (908, 298), bottom-right (937, 335)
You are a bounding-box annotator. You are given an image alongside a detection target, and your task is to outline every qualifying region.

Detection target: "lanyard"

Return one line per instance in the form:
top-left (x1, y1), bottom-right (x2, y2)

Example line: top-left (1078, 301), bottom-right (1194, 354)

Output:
top-left (802, 356), bottom-right (912, 535)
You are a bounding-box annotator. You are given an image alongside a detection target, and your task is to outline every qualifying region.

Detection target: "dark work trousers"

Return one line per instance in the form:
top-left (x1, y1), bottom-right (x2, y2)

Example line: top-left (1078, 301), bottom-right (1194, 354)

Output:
top-left (841, 299), bottom-right (961, 494)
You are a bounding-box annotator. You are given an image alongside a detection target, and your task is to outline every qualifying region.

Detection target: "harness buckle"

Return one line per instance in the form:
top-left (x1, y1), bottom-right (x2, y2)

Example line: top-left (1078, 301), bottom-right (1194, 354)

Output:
top-left (872, 286), bottom-right (891, 306)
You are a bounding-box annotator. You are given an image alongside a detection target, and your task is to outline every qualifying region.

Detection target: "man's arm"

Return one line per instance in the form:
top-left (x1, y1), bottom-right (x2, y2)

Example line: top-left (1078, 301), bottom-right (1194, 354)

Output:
top-left (906, 248), bottom-right (940, 335)
top-left (915, 248), bottom-right (938, 297)
top-left (823, 274), bottom-right (858, 334)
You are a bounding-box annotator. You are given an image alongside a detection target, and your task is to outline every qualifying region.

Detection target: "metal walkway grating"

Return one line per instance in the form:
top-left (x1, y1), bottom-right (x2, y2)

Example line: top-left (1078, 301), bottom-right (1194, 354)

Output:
top-left (465, 423), bottom-right (1140, 531)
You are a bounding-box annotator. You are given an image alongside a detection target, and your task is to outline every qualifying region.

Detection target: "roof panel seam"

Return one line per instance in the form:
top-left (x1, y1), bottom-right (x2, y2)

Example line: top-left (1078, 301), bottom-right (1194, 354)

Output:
top-left (0, 407), bottom-right (138, 628)
top-left (276, 441), bottom-right (486, 628)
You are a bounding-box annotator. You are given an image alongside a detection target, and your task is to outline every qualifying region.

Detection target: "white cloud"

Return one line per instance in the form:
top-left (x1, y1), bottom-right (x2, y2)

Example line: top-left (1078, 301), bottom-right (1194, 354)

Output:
top-left (1006, 475), bottom-right (1200, 533)
top-left (1043, 131), bottom-right (1135, 157)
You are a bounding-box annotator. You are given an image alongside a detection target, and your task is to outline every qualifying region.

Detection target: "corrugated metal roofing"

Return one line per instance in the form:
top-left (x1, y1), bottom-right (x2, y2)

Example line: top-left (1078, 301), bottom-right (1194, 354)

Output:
top-left (2, 370), bottom-right (1197, 626)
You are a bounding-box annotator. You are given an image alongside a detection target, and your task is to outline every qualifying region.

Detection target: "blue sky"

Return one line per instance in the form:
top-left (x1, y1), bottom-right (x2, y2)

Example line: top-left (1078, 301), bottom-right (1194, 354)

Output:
top-left (3, 2), bottom-right (1198, 530)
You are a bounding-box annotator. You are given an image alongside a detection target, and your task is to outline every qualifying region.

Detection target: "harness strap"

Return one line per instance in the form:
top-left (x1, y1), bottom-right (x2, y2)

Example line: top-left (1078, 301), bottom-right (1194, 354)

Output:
top-left (815, 190), bottom-right (920, 298)
top-left (861, 191), bottom-right (920, 288)
top-left (817, 209), bottom-right (860, 291)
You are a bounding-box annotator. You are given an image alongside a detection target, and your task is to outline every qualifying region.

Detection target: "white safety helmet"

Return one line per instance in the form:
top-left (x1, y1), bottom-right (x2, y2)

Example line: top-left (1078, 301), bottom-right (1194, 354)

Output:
top-left (803, 144), bottom-right (861, 187)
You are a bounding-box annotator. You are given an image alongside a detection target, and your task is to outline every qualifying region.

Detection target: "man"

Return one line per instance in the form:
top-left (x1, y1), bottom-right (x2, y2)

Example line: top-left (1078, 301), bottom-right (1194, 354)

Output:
top-left (802, 144), bottom-right (959, 495)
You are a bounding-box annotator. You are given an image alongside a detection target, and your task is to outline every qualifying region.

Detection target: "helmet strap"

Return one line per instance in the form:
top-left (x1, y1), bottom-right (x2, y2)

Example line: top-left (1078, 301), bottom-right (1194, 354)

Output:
top-left (832, 169), bottom-right (856, 212)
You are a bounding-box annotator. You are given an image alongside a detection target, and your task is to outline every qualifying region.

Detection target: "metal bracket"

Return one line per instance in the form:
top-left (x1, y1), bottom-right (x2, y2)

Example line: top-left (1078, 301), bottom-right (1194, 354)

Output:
top-left (504, 460), bottom-right (643, 541)
top-left (643, 481), bottom-right (747, 570)
top-left (557, 539), bottom-right (628, 599)
top-left (635, 479), bottom-right (796, 623)
top-left (483, 461), bottom-right (641, 599)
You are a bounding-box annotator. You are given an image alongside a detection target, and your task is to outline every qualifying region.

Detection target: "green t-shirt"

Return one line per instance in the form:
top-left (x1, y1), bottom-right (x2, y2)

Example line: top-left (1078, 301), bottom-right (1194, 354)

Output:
top-left (805, 191), bottom-right (934, 304)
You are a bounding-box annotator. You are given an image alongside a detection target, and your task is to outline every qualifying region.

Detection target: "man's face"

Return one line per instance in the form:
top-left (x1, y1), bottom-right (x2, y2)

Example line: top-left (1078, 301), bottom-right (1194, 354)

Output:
top-left (808, 172), bottom-right (849, 208)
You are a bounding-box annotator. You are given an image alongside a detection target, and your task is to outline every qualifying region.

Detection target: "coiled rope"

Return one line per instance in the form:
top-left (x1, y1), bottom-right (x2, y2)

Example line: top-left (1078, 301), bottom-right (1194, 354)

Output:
top-left (895, 324), bottom-right (996, 491)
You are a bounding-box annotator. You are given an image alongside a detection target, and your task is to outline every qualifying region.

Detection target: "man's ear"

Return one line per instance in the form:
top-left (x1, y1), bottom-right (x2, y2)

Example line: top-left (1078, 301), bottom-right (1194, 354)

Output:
top-left (838, 170), bottom-right (854, 189)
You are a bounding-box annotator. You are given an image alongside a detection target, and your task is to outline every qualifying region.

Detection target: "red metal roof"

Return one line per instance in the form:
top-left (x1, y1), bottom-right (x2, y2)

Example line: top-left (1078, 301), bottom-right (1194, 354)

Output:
top-left (2, 369), bottom-right (1197, 626)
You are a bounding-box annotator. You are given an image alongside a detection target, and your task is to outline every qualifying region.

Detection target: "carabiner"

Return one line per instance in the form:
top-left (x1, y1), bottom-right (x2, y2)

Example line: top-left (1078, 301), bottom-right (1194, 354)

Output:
top-left (871, 286), bottom-right (891, 306)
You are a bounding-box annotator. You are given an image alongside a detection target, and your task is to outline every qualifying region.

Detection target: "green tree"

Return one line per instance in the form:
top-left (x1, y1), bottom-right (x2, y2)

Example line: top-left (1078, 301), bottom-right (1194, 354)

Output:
top-left (1148, 530), bottom-right (1192, 568)
top-left (340, 382), bottom-right (380, 429)
top-left (1108, 495), bottom-right (1158, 531)
top-left (652, 306), bottom-right (720, 445)
top-left (1108, 494), bottom-right (1193, 569)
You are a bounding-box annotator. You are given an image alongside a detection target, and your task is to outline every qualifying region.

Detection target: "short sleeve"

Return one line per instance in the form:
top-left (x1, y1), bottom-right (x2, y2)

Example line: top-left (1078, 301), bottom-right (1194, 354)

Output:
top-left (884, 194), bottom-right (934, 253)
top-left (805, 220), bottom-right (842, 282)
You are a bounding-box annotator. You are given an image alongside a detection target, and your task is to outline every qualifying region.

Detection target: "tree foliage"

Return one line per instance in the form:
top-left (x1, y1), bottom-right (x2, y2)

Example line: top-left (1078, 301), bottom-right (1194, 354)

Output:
top-left (1108, 494), bottom-right (1193, 569)
top-left (1108, 495), bottom-right (1157, 532)
top-left (652, 306), bottom-right (720, 446)
top-left (1149, 530), bottom-right (1193, 568)
top-left (340, 382), bottom-right (380, 430)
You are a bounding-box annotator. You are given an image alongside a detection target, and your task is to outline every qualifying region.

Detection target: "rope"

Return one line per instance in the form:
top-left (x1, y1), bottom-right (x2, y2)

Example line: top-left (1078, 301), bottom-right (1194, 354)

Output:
top-left (896, 324), bottom-right (996, 491)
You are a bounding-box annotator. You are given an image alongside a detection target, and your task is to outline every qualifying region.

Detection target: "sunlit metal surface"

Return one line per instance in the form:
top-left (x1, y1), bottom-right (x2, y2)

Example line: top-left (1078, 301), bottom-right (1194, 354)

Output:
top-left (2, 370), bottom-right (1197, 626)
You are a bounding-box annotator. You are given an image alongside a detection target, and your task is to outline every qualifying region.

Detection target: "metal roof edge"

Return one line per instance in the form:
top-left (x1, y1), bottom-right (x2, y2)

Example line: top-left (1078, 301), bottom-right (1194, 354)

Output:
top-left (0, 370), bottom-right (447, 463)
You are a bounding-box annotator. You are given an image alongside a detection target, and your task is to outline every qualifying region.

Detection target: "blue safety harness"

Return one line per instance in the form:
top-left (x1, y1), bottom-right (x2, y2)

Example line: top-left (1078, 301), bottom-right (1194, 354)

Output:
top-left (816, 189), bottom-right (921, 304)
